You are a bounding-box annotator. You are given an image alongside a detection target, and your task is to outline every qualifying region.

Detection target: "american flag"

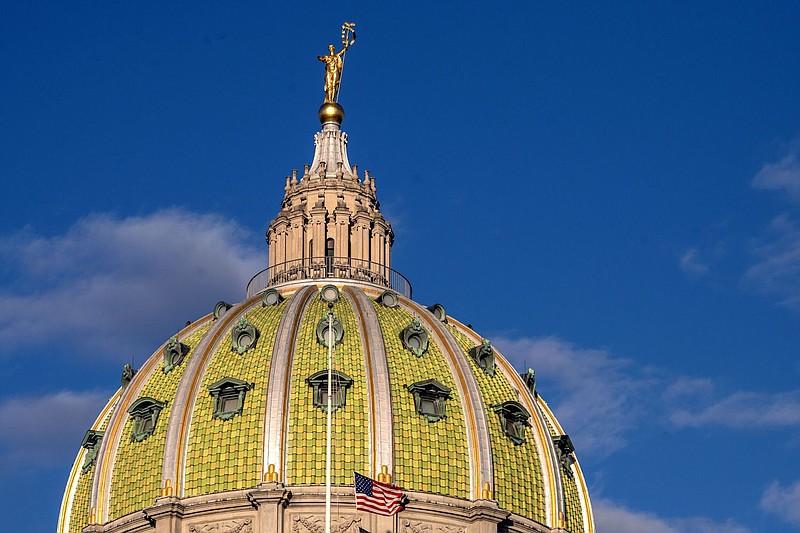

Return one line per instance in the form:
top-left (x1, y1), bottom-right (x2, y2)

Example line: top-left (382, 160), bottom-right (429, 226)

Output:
top-left (353, 472), bottom-right (404, 516)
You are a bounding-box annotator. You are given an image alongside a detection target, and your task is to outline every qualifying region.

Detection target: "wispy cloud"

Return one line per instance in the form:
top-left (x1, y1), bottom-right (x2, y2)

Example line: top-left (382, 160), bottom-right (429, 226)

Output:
top-left (679, 247), bottom-right (710, 276)
top-left (752, 141), bottom-right (800, 203)
top-left (594, 498), bottom-right (751, 533)
top-left (494, 336), bottom-right (656, 457)
top-left (0, 391), bottom-right (108, 470)
top-left (669, 388), bottom-right (800, 428)
top-left (495, 337), bottom-right (800, 456)
top-left (0, 209), bottom-right (264, 357)
top-left (760, 480), bottom-right (800, 526)
top-left (744, 214), bottom-right (800, 309)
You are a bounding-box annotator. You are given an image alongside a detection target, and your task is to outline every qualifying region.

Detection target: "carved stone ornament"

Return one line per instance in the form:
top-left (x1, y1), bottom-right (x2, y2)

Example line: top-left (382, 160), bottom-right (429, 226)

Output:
top-left (261, 288), bottom-right (285, 307)
top-left (291, 514), bottom-right (362, 533)
top-left (316, 312), bottom-right (344, 348)
top-left (162, 336), bottom-right (189, 374)
top-left (492, 400), bottom-right (531, 445)
top-left (121, 363), bottom-right (136, 390)
top-left (188, 518), bottom-right (253, 533)
top-left (80, 430), bottom-right (104, 474)
top-left (400, 318), bottom-right (429, 357)
top-left (376, 289), bottom-right (399, 308)
top-left (402, 521), bottom-right (464, 533)
top-left (231, 316), bottom-right (259, 354)
top-left (213, 300), bottom-right (233, 320)
top-left (426, 303), bottom-right (447, 323)
top-left (470, 338), bottom-right (496, 377)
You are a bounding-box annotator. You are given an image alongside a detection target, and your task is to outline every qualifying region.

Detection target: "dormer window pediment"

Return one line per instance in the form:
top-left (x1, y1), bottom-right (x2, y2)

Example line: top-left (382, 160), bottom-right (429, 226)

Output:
top-left (127, 397), bottom-right (166, 442)
top-left (306, 370), bottom-right (354, 413)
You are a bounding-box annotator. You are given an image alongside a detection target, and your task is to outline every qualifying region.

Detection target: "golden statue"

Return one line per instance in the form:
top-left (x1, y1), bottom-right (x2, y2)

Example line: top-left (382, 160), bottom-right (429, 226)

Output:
top-left (318, 22), bottom-right (356, 103)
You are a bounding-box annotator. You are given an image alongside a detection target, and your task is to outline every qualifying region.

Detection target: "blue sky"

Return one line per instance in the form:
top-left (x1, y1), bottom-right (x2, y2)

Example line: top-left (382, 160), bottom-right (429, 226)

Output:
top-left (2, 2), bottom-right (800, 532)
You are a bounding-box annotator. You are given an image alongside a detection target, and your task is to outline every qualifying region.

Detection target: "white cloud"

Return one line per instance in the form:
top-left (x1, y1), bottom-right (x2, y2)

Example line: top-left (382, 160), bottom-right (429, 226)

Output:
top-left (494, 337), bottom-right (656, 457)
top-left (752, 143), bottom-right (800, 203)
top-left (594, 498), bottom-right (751, 533)
top-left (744, 214), bottom-right (800, 309)
top-left (760, 480), bottom-right (800, 526)
top-left (669, 388), bottom-right (800, 429)
top-left (679, 247), bottom-right (710, 276)
top-left (0, 391), bottom-right (108, 469)
top-left (0, 209), bottom-right (264, 357)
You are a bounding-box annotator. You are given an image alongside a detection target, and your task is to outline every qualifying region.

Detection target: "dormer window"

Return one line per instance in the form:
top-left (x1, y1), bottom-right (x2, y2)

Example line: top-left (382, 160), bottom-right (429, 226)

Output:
top-left (407, 379), bottom-right (451, 422)
top-left (208, 377), bottom-right (254, 420)
top-left (80, 430), bottom-right (104, 473)
top-left (492, 401), bottom-right (531, 445)
top-left (306, 370), bottom-right (354, 412)
top-left (553, 434), bottom-right (576, 474)
top-left (128, 397), bottom-right (166, 442)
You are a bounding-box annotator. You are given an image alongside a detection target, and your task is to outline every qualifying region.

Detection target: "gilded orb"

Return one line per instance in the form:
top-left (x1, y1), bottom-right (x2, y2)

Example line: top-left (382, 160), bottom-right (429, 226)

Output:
top-left (318, 102), bottom-right (345, 124)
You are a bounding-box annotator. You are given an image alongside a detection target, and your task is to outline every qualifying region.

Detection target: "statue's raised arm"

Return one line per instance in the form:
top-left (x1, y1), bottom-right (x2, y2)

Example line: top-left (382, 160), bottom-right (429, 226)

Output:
top-left (318, 22), bottom-right (356, 104)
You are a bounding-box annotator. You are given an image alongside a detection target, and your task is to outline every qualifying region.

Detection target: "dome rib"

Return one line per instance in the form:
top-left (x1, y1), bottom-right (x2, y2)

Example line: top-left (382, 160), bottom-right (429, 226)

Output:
top-left (60, 391), bottom-right (120, 533)
top-left (163, 296), bottom-right (266, 498)
top-left (448, 316), bottom-right (561, 527)
top-left (91, 317), bottom-right (212, 523)
top-left (343, 286), bottom-right (395, 479)
top-left (400, 297), bottom-right (494, 500)
top-left (262, 285), bottom-right (318, 483)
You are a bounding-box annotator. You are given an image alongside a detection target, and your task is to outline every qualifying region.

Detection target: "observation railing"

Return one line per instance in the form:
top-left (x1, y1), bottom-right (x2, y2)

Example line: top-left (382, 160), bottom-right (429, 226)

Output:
top-left (246, 257), bottom-right (412, 299)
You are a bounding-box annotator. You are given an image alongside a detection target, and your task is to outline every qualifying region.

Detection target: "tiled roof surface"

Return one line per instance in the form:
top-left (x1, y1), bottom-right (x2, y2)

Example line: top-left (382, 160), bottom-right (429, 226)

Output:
top-left (372, 301), bottom-right (470, 498)
top-left (184, 300), bottom-right (288, 496)
top-left (107, 323), bottom-right (210, 519)
top-left (447, 323), bottom-right (547, 523)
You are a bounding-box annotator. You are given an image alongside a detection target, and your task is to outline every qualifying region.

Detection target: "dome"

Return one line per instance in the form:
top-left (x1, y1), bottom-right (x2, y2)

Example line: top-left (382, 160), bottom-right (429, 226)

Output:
top-left (58, 37), bottom-right (594, 533)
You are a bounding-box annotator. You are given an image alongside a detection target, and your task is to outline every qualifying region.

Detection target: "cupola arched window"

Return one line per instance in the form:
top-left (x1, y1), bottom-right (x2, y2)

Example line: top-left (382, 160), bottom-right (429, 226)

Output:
top-left (492, 401), bottom-right (531, 445)
top-left (127, 397), bottom-right (166, 442)
top-left (306, 370), bottom-right (354, 413)
top-left (325, 238), bottom-right (335, 275)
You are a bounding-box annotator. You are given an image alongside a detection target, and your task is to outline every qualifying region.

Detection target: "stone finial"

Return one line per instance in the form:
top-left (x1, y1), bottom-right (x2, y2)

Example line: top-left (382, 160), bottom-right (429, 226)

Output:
top-left (291, 169), bottom-right (298, 185)
top-left (303, 164), bottom-right (310, 180)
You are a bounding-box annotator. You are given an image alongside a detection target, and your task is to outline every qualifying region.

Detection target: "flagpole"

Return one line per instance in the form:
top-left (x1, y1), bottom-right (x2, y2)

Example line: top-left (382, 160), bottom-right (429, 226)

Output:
top-left (325, 310), bottom-right (333, 533)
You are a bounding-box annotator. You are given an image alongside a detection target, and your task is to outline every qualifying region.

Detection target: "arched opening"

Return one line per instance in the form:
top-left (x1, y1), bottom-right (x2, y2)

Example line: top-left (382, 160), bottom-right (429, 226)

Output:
top-left (326, 238), bottom-right (335, 275)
